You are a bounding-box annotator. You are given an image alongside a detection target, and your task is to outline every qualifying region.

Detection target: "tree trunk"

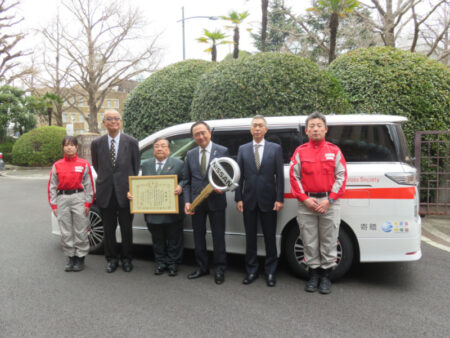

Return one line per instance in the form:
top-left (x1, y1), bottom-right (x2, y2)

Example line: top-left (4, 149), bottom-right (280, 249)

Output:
top-left (261, 0), bottom-right (269, 52)
top-left (233, 26), bottom-right (240, 59)
top-left (328, 12), bottom-right (339, 64)
top-left (212, 43), bottom-right (217, 62)
top-left (88, 94), bottom-right (99, 133)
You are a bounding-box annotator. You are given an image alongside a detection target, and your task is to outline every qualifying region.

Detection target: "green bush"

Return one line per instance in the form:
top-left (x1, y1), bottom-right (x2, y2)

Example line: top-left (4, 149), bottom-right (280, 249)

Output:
top-left (328, 47), bottom-right (450, 149)
top-left (12, 126), bottom-right (66, 166)
top-left (191, 52), bottom-right (348, 120)
top-left (0, 138), bottom-right (16, 163)
top-left (123, 59), bottom-right (216, 140)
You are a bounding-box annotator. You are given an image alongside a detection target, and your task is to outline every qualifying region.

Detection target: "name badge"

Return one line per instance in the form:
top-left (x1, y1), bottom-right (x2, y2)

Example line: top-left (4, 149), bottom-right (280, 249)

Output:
top-left (74, 166), bottom-right (84, 173)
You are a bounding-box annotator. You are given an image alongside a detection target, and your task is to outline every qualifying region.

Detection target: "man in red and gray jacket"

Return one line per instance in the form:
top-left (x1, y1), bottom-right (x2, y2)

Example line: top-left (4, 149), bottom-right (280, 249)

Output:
top-left (289, 112), bottom-right (347, 294)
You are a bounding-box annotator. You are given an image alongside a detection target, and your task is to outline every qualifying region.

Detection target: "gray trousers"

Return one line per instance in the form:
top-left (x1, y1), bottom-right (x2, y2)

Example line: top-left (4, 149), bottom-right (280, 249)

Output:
top-left (297, 198), bottom-right (340, 270)
top-left (57, 192), bottom-right (90, 258)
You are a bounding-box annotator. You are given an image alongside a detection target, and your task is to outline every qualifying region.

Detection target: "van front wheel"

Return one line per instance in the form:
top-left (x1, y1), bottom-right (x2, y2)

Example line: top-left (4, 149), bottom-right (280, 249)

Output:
top-left (283, 222), bottom-right (354, 281)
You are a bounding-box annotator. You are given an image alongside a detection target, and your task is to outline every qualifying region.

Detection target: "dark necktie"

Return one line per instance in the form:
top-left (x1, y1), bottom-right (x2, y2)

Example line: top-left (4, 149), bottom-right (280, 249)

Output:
top-left (201, 149), bottom-right (206, 176)
top-left (254, 144), bottom-right (261, 170)
top-left (110, 139), bottom-right (116, 167)
top-left (156, 162), bottom-right (163, 174)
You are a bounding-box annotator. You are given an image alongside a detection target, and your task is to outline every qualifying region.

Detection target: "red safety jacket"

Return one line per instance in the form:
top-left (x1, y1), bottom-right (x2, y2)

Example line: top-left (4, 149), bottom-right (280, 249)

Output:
top-left (48, 154), bottom-right (95, 210)
top-left (289, 139), bottom-right (347, 202)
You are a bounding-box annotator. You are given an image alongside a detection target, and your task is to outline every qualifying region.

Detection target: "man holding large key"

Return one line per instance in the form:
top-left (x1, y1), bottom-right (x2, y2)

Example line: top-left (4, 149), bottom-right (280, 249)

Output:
top-left (183, 121), bottom-right (230, 284)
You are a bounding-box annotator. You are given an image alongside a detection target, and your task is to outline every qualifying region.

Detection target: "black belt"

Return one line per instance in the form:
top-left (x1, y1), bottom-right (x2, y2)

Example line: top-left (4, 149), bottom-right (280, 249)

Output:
top-left (307, 192), bottom-right (329, 198)
top-left (57, 189), bottom-right (84, 195)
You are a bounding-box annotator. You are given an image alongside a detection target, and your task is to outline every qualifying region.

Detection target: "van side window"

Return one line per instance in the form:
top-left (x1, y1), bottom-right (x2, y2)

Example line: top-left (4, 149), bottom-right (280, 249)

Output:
top-left (212, 129), bottom-right (300, 164)
top-left (325, 125), bottom-right (398, 162)
top-left (140, 136), bottom-right (195, 166)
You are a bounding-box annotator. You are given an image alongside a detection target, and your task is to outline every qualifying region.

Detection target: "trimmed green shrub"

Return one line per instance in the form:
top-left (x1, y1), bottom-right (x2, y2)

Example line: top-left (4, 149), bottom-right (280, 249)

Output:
top-left (12, 126), bottom-right (66, 166)
top-left (328, 47), bottom-right (450, 149)
top-left (0, 138), bottom-right (16, 163)
top-left (191, 52), bottom-right (348, 120)
top-left (222, 50), bottom-right (252, 62)
top-left (123, 59), bottom-right (216, 140)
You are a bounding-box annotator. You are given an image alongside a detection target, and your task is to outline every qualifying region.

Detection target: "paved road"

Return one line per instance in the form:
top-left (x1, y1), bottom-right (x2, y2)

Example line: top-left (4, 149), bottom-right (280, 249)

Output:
top-left (0, 176), bottom-right (449, 338)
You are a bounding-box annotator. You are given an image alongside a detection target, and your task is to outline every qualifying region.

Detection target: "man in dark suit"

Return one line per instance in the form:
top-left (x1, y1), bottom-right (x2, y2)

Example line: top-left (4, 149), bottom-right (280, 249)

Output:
top-left (183, 121), bottom-right (229, 285)
top-left (91, 109), bottom-right (140, 273)
top-left (129, 137), bottom-right (184, 276)
top-left (235, 115), bottom-right (284, 287)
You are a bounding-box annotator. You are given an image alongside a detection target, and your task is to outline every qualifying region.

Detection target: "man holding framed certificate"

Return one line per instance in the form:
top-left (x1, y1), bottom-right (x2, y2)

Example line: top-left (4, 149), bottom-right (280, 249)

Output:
top-left (128, 137), bottom-right (184, 276)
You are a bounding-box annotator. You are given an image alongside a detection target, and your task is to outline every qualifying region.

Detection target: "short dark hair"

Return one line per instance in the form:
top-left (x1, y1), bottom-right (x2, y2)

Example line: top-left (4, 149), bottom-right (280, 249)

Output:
top-left (190, 121), bottom-right (211, 136)
top-left (62, 136), bottom-right (78, 148)
top-left (305, 112), bottom-right (327, 127)
top-left (154, 137), bottom-right (170, 148)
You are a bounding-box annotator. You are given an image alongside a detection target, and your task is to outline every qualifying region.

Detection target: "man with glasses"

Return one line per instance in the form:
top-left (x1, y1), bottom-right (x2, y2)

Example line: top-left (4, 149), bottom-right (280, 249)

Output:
top-left (91, 109), bottom-right (140, 273)
top-left (127, 138), bottom-right (184, 276)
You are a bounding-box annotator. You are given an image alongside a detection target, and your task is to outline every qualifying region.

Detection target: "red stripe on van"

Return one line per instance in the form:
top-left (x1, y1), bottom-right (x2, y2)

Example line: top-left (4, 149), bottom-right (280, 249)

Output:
top-left (284, 187), bottom-right (416, 200)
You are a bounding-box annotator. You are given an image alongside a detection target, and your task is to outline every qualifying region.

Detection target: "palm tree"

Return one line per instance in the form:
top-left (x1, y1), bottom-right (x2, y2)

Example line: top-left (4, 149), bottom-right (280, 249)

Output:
top-left (197, 29), bottom-right (232, 62)
top-left (308, 0), bottom-right (360, 64)
top-left (221, 11), bottom-right (251, 59)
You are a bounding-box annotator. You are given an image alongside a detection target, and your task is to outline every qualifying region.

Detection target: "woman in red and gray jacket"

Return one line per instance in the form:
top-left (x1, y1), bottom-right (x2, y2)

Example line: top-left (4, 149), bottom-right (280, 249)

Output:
top-left (48, 136), bottom-right (95, 272)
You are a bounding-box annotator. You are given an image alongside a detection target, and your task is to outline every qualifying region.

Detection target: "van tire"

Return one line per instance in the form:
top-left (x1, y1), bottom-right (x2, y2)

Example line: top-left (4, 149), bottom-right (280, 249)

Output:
top-left (283, 221), bottom-right (354, 281)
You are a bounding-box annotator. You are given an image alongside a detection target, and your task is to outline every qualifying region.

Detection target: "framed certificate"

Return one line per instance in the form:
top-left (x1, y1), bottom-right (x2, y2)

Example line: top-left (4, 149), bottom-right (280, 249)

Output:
top-left (129, 175), bottom-right (179, 214)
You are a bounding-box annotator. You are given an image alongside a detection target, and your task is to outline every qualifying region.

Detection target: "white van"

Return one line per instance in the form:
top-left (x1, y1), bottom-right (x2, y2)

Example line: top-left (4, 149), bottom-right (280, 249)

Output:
top-left (52, 114), bottom-right (422, 280)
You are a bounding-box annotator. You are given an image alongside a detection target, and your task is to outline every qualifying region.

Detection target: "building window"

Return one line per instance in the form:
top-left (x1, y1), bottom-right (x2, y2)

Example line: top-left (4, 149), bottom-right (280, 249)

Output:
top-left (63, 113), bottom-right (68, 122)
top-left (78, 97), bottom-right (84, 106)
top-left (107, 100), bottom-right (111, 108)
top-left (71, 113), bottom-right (76, 122)
top-left (114, 100), bottom-right (119, 108)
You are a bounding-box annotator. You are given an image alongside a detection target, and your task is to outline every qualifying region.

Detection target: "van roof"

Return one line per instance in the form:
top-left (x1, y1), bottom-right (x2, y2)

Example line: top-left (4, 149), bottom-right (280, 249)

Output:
top-left (139, 114), bottom-right (408, 146)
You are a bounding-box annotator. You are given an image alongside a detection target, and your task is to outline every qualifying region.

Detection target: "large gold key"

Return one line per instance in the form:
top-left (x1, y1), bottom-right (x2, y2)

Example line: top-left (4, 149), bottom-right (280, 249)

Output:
top-left (188, 157), bottom-right (241, 213)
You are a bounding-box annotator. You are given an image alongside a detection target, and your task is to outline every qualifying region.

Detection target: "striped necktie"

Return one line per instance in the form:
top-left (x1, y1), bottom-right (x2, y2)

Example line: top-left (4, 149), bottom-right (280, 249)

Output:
top-left (110, 139), bottom-right (116, 167)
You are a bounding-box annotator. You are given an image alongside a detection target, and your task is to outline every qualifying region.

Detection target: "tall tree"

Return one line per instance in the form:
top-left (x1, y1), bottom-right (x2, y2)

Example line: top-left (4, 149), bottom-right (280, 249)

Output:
top-left (197, 29), bottom-right (231, 62)
top-left (42, 0), bottom-right (159, 133)
top-left (221, 10), bottom-right (250, 59)
top-left (252, 0), bottom-right (298, 52)
top-left (281, 3), bottom-right (377, 66)
top-left (0, 0), bottom-right (32, 84)
top-left (0, 85), bottom-right (38, 140)
top-left (261, 0), bottom-right (269, 51)
top-left (308, 0), bottom-right (361, 63)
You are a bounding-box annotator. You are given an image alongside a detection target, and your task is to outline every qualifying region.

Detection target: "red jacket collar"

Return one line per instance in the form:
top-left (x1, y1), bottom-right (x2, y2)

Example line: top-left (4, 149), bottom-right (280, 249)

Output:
top-left (308, 138), bottom-right (326, 147)
top-left (63, 154), bottom-right (78, 162)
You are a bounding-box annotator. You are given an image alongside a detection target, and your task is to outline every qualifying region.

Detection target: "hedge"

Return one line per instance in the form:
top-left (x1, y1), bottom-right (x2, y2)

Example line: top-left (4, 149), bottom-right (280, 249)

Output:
top-left (190, 52), bottom-right (348, 120)
top-left (328, 47), bottom-right (450, 149)
top-left (12, 126), bottom-right (66, 166)
top-left (123, 59), bottom-right (216, 140)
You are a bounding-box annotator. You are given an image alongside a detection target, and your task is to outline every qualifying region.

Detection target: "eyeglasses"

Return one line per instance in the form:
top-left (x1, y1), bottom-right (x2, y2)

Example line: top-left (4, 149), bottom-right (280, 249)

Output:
top-left (105, 117), bottom-right (121, 122)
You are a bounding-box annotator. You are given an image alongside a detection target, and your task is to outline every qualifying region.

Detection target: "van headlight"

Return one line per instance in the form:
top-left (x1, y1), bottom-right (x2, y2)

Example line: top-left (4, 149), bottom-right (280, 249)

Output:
top-left (385, 172), bottom-right (417, 185)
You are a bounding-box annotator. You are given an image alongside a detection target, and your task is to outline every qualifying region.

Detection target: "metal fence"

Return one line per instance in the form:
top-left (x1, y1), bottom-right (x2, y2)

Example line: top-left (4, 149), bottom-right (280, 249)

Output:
top-left (415, 131), bottom-right (450, 215)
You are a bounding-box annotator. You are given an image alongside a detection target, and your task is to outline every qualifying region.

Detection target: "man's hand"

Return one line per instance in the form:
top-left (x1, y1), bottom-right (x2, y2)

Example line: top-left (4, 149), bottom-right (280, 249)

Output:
top-left (236, 201), bottom-right (244, 212)
top-left (53, 209), bottom-right (57, 217)
top-left (84, 207), bottom-right (90, 216)
top-left (303, 197), bottom-right (319, 211)
top-left (127, 192), bottom-right (133, 200)
top-left (184, 203), bottom-right (194, 215)
top-left (174, 185), bottom-right (182, 195)
top-left (314, 199), bottom-right (330, 214)
top-left (214, 188), bottom-right (224, 194)
top-left (273, 201), bottom-right (284, 211)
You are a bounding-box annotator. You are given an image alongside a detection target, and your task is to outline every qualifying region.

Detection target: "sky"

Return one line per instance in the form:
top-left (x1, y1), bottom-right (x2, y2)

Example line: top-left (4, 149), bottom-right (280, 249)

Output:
top-left (17, 0), bottom-right (309, 68)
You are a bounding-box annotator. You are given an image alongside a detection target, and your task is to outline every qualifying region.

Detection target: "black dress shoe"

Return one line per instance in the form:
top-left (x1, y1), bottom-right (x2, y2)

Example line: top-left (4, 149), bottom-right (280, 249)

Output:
top-left (305, 275), bottom-right (320, 293)
top-left (106, 261), bottom-right (118, 273)
top-left (215, 273), bottom-right (225, 285)
top-left (168, 266), bottom-right (177, 277)
top-left (187, 269), bottom-right (209, 279)
top-left (266, 274), bottom-right (276, 287)
top-left (242, 273), bottom-right (259, 285)
top-left (154, 266), bottom-right (166, 275)
top-left (122, 260), bottom-right (133, 272)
